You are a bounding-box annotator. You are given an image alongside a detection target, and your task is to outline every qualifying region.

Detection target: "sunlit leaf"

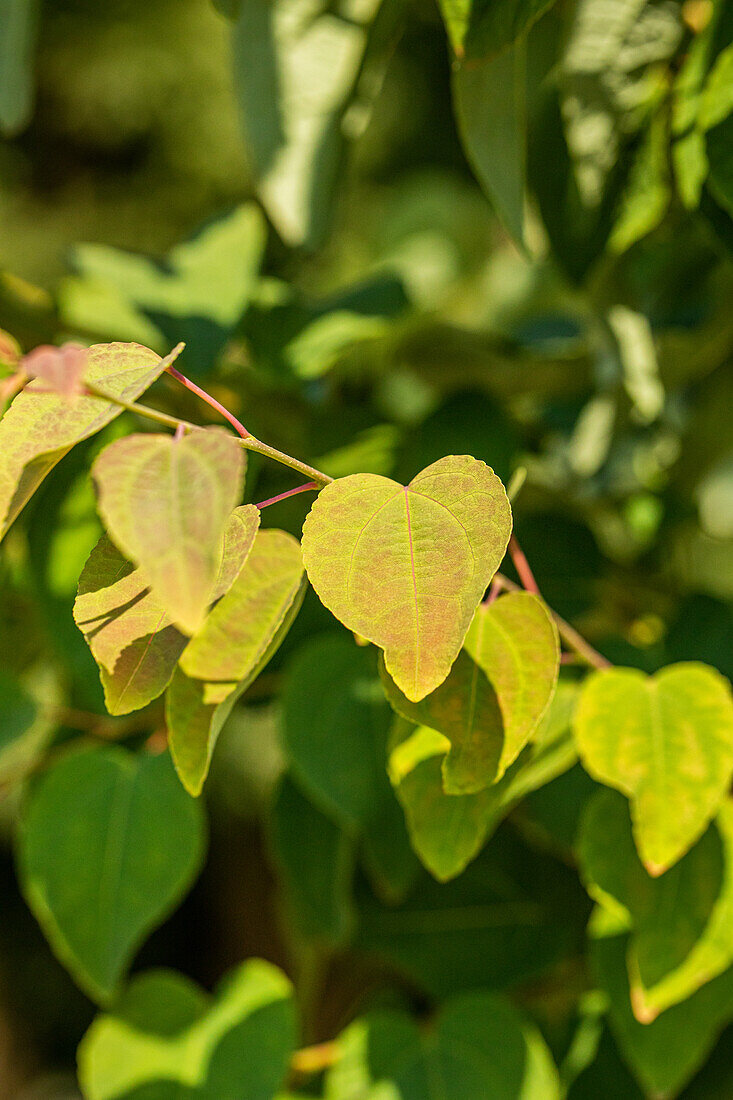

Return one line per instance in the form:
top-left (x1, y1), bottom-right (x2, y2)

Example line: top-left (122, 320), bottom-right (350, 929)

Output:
top-left (579, 788), bottom-right (733, 1021)
top-left (453, 45), bottom-right (527, 247)
top-left (573, 663), bottom-right (733, 875)
top-left (77, 959), bottom-right (296, 1099)
top-left (325, 993), bottom-right (561, 1100)
top-left (231, 0), bottom-right (383, 247)
top-left (389, 684), bottom-right (577, 881)
top-left (73, 507), bottom-right (259, 715)
top-left (0, 0), bottom-right (39, 135)
top-left (17, 747), bottom-right (206, 1002)
top-left (93, 428), bottom-right (245, 636)
top-left (302, 455), bottom-right (512, 703)
top-left (0, 341), bottom-right (183, 541)
top-left (180, 529), bottom-right (304, 683)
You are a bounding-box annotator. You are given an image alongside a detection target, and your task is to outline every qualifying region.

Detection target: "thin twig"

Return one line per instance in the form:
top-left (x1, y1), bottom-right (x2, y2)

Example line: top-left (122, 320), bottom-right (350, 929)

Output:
top-left (508, 534), bottom-right (540, 595)
top-left (257, 481), bottom-right (319, 509)
top-left (166, 365), bottom-right (250, 438)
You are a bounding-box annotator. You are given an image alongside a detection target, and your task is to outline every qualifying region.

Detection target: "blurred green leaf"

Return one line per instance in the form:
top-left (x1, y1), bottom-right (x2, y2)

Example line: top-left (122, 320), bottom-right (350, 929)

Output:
top-left (591, 935), bottom-right (733, 1097)
top-left (231, 0), bottom-right (383, 246)
top-left (17, 747), bottom-right (207, 1002)
top-left (574, 663), bottom-right (733, 876)
top-left (0, 669), bottom-right (55, 784)
top-left (580, 789), bottom-right (733, 1020)
top-left (326, 992), bottom-right (560, 1099)
top-left (78, 959), bottom-right (296, 1099)
top-left (453, 44), bottom-right (527, 247)
top-left (0, 0), bottom-right (39, 135)
top-left (270, 774), bottom-right (355, 946)
top-left (439, 0), bottom-right (558, 61)
top-left (62, 206), bottom-right (266, 369)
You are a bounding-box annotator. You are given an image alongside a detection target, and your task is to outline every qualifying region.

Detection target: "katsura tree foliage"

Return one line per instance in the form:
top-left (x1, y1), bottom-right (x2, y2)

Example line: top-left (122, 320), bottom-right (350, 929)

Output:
top-left (1, 0), bottom-right (733, 1098)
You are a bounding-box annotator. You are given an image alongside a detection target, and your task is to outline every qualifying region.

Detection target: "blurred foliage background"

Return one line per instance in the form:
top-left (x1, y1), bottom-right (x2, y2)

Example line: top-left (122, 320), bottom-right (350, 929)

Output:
top-left (1, 0), bottom-right (733, 1096)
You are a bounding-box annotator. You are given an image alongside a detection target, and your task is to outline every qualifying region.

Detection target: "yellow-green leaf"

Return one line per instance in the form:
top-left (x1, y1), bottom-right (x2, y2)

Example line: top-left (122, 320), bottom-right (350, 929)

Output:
top-left (579, 788), bottom-right (733, 1022)
top-left (301, 455), bottom-right (512, 703)
top-left (382, 592), bottom-right (558, 792)
top-left (92, 428), bottom-right (245, 636)
top-left (168, 530), bottom-right (305, 795)
top-left (574, 663), bottom-right (733, 876)
top-left (180, 528), bottom-right (304, 683)
top-left (73, 506), bottom-right (259, 715)
top-left (0, 341), bottom-right (183, 541)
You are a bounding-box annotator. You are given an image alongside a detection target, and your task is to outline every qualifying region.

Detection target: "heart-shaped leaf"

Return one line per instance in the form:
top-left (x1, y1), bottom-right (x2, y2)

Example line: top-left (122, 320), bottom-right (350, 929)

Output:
top-left (93, 428), bottom-right (245, 635)
top-left (73, 507), bottom-right (260, 715)
top-left (17, 747), bottom-right (206, 1002)
top-left (0, 341), bottom-right (183, 540)
top-left (167, 529), bottom-right (305, 795)
top-left (579, 788), bottom-right (733, 1022)
top-left (574, 663), bottom-right (733, 875)
top-left (77, 959), bottom-right (296, 1099)
top-left (382, 592), bottom-right (559, 792)
top-left (302, 455), bottom-right (512, 702)
top-left (326, 993), bottom-right (560, 1100)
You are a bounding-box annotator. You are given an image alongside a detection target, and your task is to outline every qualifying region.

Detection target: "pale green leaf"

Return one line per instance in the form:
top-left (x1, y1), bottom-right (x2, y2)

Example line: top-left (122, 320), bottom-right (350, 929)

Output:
top-left (73, 507), bottom-right (259, 716)
top-left (17, 747), bottom-right (206, 1002)
top-left (64, 205), bottom-right (266, 360)
top-left (0, 0), bottom-right (39, 135)
top-left (77, 959), bottom-right (296, 1100)
top-left (326, 993), bottom-right (561, 1100)
top-left (591, 934), bottom-right (733, 1098)
top-left (573, 663), bottom-right (733, 875)
top-left (579, 788), bottom-right (733, 1021)
top-left (270, 775), bottom-right (355, 946)
top-left (93, 428), bottom-right (245, 636)
top-left (301, 455), bottom-right (512, 703)
top-left (231, 0), bottom-right (382, 247)
top-left (453, 45), bottom-right (527, 247)
top-left (609, 111), bottom-right (671, 254)
top-left (180, 528), bottom-right (304, 683)
top-left (0, 341), bottom-right (183, 541)
top-left (389, 683), bottom-right (577, 881)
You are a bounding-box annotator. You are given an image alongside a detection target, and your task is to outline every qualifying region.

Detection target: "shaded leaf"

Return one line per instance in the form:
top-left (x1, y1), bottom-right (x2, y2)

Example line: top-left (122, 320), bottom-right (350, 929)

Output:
top-left (93, 429), bottom-right (245, 636)
top-left (579, 788), bottom-right (733, 1021)
top-left (573, 663), bottom-right (733, 875)
top-left (326, 993), bottom-right (560, 1099)
top-left (453, 45), bottom-right (527, 247)
top-left (302, 455), bottom-right (512, 703)
top-left (0, 0), bottom-right (39, 135)
top-left (77, 959), bottom-right (296, 1099)
top-left (389, 683), bottom-right (577, 881)
top-left (73, 507), bottom-right (259, 716)
top-left (270, 775), bottom-right (355, 947)
top-left (439, 0), bottom-right (558, 61)
top-left (17, 747), bottom-right (206, 1002)
top-left (0, 669), bottom-right (55, 784)
top-left (0, 341), bottom-right (183, 540)
top-left (591, 934), bottom-right (733, 1098)
top-left (608, 110), bottom-right (671, 253)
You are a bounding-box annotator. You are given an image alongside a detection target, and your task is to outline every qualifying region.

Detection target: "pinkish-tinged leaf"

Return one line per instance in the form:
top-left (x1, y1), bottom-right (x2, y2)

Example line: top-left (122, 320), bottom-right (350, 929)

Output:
top-left (301, 456), bottom-right (512, 703)
top-left (92, 429), bottom-right (245, 636)
top-left (22, 342), bottom-right (88, 398)
top-left (73, 507), bottom-right (258, 715)
top-left (0, 341), bottom-right (183, 540)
